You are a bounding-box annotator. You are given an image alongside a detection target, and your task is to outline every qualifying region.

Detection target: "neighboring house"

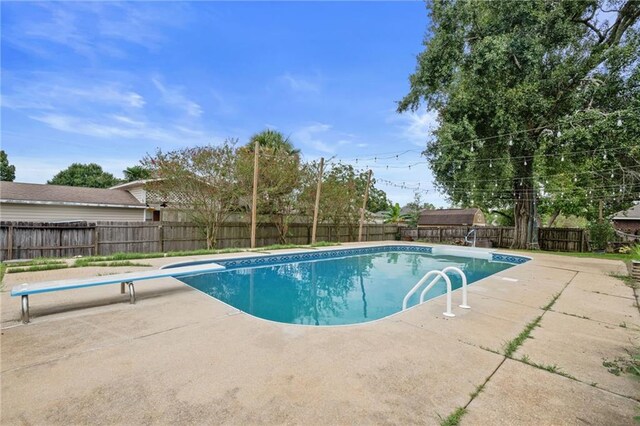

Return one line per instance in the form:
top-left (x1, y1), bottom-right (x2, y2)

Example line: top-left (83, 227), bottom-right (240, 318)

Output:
top-left (0, 181), bottom-right (150, 222)
top-left (418, 208), bottom-right (486, 227)
top-left (612, 203), bottom-right (640, 235)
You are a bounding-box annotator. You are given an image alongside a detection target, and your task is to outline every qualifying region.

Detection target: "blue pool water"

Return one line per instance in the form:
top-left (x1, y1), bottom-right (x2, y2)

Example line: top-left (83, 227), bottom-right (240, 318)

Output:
top-left (177, 248), bottom-right (519, 326)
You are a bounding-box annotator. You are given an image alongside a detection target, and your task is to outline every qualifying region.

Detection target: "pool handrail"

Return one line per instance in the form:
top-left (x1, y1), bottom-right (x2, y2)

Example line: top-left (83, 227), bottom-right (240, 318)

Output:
top-left (402, 270), bottom-right (455, 317)
top-left (420, 266), bottom-right (470, 310)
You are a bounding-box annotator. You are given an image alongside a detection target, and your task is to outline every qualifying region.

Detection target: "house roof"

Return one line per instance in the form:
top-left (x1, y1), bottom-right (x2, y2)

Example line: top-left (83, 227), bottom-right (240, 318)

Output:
top-left (613, 203), bottom-right (640, 220)
top-left (110, 179), bottom-right (159, 190)
top-left (0, 182), bottom-right (145, 208)
top-left (418, 208), bottom-right (483, 226)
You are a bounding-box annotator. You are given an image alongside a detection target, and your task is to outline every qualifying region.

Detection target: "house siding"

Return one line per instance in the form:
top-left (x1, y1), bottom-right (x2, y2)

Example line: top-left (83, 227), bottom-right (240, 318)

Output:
top-left (127, 187), bottom-right (146, 203)
top-left (613, 219), bottom-right (640, 235)
top-left (0, 203), bottom-right (145, 222)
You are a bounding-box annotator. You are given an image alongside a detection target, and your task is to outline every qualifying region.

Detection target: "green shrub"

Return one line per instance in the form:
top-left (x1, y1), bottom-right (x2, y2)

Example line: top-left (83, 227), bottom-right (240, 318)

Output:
top-left (588, 221), bottom-right (614, 251)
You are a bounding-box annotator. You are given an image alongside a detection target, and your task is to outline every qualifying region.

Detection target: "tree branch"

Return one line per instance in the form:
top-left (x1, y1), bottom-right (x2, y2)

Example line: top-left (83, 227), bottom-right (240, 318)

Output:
top-left (573, 6), bottom-right (605, 43)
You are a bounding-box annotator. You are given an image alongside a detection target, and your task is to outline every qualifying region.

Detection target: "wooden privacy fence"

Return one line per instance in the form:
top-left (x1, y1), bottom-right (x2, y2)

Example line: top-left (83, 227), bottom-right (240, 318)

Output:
top-left (0, 221), bottom-right (398, 261)
top-left (400, 226), bottom-right (590, 252)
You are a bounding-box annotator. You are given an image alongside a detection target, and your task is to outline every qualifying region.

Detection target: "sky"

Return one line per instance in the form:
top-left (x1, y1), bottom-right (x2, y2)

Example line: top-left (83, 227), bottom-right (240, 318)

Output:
top-left (1, 1), bottom-right (446, 207)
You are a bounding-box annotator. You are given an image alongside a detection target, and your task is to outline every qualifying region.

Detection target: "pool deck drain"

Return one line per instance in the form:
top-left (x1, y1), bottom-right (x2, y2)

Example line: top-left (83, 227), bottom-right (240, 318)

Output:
top-left (1, 242), bottom-right (638, 425)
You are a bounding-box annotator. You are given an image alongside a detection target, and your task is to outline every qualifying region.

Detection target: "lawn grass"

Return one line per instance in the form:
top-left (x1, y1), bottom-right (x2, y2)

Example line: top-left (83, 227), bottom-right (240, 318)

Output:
top-left (0, 263), bottom-right (6, 291)
top-left (7, 264), bottom-right (70, 274)
top-left (255, 244), bottom-right (306, 251)
top-left (72, 247), bottom-right (247, 265)
top-left (516, 250), bottom-right (635, 262)
top-left (5, 258), bottom-right (67, 267)
top-left (4, 243), bottom-right (345, 276)
top-left (74, 260), bottom-right (152, 268)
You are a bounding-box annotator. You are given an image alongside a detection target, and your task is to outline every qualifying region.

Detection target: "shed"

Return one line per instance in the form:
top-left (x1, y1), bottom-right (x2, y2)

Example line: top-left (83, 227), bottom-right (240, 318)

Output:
top-left (0, 182), bottom-right (147, 222)
top-left (417, 208), bottom-right (486, 227)
top-left (612, 202), bottom-right (640, 235)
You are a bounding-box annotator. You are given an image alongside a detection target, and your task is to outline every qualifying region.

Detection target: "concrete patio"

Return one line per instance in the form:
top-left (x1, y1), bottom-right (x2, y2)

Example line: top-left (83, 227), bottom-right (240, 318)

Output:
top-left (1, 243), bottom-right (638, 425)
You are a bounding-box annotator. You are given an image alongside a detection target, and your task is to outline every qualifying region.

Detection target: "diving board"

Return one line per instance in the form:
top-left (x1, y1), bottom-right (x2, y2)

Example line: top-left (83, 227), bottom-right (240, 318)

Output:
top-left (11, 262), bottom-right (225, 324)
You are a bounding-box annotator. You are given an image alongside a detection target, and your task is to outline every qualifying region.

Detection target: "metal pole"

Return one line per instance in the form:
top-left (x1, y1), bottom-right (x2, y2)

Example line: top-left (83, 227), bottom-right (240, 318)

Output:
top-left (311, 157), bottom-right (324, 244)
top-left (251, 141), bottom-right (260, 249)
top-left (358, 170), bottom-right (372, 242)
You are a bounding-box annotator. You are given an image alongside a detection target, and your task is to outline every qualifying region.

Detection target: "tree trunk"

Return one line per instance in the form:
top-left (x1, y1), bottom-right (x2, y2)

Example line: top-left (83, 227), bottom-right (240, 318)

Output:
top-left (511, 153), bottom-right (536, 249)
top-left (547, 209), bottom-right (561, 227)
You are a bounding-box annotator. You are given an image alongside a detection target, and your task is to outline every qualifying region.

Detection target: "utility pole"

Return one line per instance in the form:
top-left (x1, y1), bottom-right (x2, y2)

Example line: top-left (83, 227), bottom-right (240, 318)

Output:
top-left (358, 169), bottom-right (372, 242)
top-left (311, 157), bottom-right (324, 244)
top-left (251, 141), bottom-right (259, 249)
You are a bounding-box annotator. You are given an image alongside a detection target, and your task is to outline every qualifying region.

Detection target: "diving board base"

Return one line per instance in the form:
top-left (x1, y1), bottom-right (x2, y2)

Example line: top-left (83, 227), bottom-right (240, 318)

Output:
top-left (19, 281), bottom-right (137, 324)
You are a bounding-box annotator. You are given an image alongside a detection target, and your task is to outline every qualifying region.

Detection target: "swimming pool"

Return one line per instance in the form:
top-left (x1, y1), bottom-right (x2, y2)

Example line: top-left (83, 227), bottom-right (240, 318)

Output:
top-left (173, 246), bottom-right (528, 326)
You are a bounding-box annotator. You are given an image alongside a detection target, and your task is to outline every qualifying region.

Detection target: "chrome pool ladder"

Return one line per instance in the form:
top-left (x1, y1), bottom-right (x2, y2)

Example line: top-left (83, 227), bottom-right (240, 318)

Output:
top-left (402, 267), bottom-right (470, 317)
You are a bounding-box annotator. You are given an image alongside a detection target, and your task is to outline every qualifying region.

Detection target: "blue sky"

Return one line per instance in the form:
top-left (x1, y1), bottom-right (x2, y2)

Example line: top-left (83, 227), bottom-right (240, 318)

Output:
top-left (1, 1), bottom-right (444, 206)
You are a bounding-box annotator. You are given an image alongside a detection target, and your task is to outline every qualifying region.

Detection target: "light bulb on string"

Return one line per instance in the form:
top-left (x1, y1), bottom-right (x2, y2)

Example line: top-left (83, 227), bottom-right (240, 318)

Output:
top-left (470, 143), bottom-right (474, 153)
top-left (508, 138), bottom-right (513, 146)
top-left (557, 130), bottom-right (562, 137)
top-left (610, 172), bottom-right (614, 178)
top-left (603, 151), bottom-right (607, 160)
top-left (561, 155), bottom-right (564, 162)
top-left (617, 118), bottom-right (622, 127)
top-left (524, 159), bottom-right (527, 166)
top-left (489, 160), bottom-right (492, 168)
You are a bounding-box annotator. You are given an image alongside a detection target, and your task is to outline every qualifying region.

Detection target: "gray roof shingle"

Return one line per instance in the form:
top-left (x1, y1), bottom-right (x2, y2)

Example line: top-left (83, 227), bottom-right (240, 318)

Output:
top-left (418, 208), bottom-right (483, 226)
top-left (0, 182), bottom-right (144, 207)
top-left (613, 203), bottom-right (640, 220)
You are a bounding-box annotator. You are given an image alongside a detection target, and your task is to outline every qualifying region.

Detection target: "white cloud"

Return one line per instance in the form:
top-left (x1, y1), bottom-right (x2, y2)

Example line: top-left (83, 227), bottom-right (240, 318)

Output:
top-left (30, 113), bottom-right (206, 145)
top-left (391, 109), bottom-right (439, 148)
top-left (280, 73), bottom-right (321, 93)
top-left (2, 2), bottom-right (190, 60)
top-left (1, 76), bottom-right (145, 111)
top-left (152, 76), bottom-right (203, 117)
top-left (293, 123), bottom-right (336, 154)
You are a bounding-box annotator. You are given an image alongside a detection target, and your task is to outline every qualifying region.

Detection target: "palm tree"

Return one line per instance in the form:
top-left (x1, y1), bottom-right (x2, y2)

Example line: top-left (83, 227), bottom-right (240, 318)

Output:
top-left (123, 165), bottom-right (152, 182)
top-left (246, 129), bottom-right (300, 156)
top-left (383, 203), bottom-right (410, 224)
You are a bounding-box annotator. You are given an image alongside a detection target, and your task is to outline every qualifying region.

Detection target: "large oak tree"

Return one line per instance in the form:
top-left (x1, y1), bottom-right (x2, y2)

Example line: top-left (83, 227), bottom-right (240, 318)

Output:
top-left (399, 0), bottom-right (640, 248)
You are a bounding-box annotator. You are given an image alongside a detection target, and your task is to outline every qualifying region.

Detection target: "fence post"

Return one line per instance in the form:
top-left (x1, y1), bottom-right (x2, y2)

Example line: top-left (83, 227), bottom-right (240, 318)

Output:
top-left (311, 157), bottom-right (324, 244)
top-left (7, 225), bottom-right (14, 260)
top-left (358, 170), bottom-right (372, 242)
top-left (579, 229), bottom-right (585, 253)
top-left (498, 227), bottom-right (504, 248)
top-left (439, 227), bottom-right (443, 243)
top-left (159, 225), bottom-right (164, 252)
top-left (93, 225), bottom-right (99, 256)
